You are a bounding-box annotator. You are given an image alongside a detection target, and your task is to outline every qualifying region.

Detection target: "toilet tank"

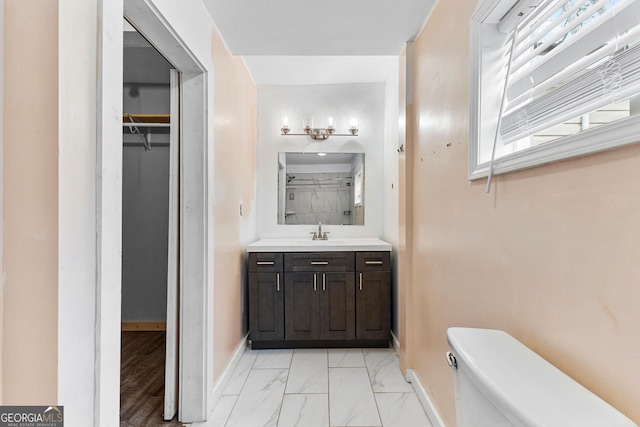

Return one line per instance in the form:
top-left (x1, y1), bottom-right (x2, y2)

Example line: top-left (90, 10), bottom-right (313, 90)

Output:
top-left (447, 328), bottom-right (638, 427)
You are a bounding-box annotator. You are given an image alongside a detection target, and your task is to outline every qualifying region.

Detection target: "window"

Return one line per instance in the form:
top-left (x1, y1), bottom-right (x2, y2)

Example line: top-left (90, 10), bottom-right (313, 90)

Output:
top-left (354, 165), bottom-right (363, 207)
top-left (470, 0), bottom-right (640, 180)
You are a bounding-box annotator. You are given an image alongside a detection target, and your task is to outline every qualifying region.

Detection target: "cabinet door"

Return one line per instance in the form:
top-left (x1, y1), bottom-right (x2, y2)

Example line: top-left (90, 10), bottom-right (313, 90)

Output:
top-left (285, 272), bottom-right (320, 340)
top-left (320, 272), bottom-right (356, 340)
top-left (356, 271), bottom-right (391, 340)
top-left (249, 272), bottom-right (284, 341)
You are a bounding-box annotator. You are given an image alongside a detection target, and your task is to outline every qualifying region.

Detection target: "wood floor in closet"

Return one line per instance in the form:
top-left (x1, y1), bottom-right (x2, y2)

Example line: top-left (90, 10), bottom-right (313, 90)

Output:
top-left (121, 331), bottom-right (182, 427)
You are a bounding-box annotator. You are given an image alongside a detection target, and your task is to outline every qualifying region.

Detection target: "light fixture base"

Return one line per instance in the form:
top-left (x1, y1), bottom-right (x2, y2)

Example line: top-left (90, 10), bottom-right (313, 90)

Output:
top-left (310, 128), bottom-right (330, 140)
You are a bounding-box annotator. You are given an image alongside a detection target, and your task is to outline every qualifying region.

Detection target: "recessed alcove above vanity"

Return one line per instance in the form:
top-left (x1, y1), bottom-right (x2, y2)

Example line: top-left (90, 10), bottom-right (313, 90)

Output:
top-left (247, 238), bottom-right (392, 349)
top-left (250, 82), bottom-right (394, 349)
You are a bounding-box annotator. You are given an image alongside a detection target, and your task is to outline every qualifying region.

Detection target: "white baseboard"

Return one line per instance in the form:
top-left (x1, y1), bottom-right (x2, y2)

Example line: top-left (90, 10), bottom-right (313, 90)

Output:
top-left (390, 331), bottom-right (400, 354)
top-left (406, 369), bottom-right (447, 427)
top-left (207, 334), bottom-right (249, 414)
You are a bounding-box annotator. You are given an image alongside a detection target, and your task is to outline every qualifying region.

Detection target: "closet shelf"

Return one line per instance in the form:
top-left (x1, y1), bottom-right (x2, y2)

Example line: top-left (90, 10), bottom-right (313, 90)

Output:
top-left (123, 113), bottom-right (170, 127)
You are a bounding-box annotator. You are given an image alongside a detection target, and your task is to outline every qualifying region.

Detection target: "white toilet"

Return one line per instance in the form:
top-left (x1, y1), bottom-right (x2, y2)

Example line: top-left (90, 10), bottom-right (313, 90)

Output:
top-left (447, 327), bottom-right (638, 427)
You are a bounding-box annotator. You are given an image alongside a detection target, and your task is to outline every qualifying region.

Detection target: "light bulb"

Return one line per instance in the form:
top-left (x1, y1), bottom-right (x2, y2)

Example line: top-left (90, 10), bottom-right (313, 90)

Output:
top-left (326, 116), bottom-right (336, 134)
top-left (302, 115), bottom-right (314, 134)
top-left (349, 119), bottom-right (358, 136)
top-left (279, 113), bottom-right (291, 134)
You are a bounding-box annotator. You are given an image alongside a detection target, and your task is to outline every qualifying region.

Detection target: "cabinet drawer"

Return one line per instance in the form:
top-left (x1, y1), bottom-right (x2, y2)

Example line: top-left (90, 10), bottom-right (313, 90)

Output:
top-left (248, 253), bottom-right (284, 272)
top-left (285, 252), bottom-right (354, 272)
top-left (356, 252), bottom-right (390, 271)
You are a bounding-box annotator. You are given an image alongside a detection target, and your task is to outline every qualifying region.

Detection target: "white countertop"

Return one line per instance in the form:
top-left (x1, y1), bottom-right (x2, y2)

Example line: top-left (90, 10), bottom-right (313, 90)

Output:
top-left (246, 237), bottom-right (392, 252)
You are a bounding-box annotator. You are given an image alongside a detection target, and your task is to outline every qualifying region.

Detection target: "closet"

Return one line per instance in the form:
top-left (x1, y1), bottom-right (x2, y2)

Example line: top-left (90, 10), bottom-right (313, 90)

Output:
top-left (122, 24), bottom-right (172, 329)
top-left (120, 21), bottom-right (180, 426)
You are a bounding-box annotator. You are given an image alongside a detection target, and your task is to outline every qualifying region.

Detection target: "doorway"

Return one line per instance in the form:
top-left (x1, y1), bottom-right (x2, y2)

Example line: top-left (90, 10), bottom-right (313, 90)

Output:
top-left (120, 22), bottom-right (179, 425)
top-left (94, 1), bottom-right (211, 424)
top-left (120, 1), bottom-right (210, 423)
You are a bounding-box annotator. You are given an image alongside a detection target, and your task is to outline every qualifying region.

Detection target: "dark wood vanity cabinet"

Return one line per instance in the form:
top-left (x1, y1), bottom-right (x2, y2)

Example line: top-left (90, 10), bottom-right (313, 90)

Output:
top-left (283, 272), bottom-right (319, 340)
top-left (321, 272), bottom-right (356, 340)
top-left (248, 250), bottom-right (390, 349)
top-left (356, 252), bottom-right (392, 341)
top-left (248, 253), bottom-right (284, 341)
top-left (284, 272), bottom-right (356, 341)
top-left (284, 252), bottom-right (355, 341)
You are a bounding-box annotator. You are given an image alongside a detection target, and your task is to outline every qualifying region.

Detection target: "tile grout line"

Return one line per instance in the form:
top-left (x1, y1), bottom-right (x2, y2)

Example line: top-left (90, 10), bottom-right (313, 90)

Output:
top-left (326, 349), bottom-right (330, 427)
top-left (364, 349), bottom-right (385, 427)
top-left (222, 349), bottom-right (260, 427)
top-left (220, 348), bottom-right (424, 427)
top-left (276, 349), bottom-right (294, 427)
top-left (220, 395), bottom-right (238, 427)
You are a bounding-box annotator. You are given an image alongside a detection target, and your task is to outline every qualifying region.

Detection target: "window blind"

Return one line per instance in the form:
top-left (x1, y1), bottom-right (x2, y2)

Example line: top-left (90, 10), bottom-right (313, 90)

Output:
top-left (498, 0), bottom-right (640, 144)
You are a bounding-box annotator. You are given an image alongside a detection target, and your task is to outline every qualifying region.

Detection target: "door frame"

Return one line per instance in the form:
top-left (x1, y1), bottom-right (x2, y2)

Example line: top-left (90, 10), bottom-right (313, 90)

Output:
top-left (0, 1), bottom-right (4, 404)
top-left (95, 0), bottom-right (212, 424)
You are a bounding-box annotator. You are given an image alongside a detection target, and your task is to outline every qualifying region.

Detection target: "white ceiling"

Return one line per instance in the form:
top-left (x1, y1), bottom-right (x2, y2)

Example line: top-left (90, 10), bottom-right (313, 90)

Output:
top-left (202, 0), bottom-right (436, 85)
top-left (242, 56), bottom-right (398, 86)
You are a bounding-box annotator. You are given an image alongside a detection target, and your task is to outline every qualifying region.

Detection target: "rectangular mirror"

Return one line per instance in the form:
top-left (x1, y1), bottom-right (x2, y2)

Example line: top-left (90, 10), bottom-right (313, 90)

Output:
top-left (278, 152), bottom-right (364, 225)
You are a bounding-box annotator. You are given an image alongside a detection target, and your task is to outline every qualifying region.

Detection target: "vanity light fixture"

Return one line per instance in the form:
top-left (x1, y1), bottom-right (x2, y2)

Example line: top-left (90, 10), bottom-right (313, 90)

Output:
top-left (280, 114), bottom-right (359, 140)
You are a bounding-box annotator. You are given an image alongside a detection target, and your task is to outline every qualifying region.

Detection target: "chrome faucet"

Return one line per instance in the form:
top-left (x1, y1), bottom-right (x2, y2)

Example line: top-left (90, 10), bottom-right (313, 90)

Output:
top-left (310, 221), bottom-right (329, 240)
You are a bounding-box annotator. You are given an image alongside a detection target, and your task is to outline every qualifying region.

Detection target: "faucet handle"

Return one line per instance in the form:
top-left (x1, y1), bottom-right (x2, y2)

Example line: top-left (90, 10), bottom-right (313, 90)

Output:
top-left (310, 232), bottom-right (318, 240)
top-left (322, 232), bottom-right (330, 240)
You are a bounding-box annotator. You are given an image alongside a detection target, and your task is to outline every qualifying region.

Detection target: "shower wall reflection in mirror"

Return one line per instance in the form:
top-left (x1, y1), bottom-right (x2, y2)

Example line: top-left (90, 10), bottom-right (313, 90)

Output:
top-left (278, 152), bottom-right (364, 225)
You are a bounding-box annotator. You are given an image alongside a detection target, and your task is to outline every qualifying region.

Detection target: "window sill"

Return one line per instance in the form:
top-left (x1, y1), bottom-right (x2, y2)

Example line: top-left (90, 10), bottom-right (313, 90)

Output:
top-left (468, 114), bottom-right (640, 180)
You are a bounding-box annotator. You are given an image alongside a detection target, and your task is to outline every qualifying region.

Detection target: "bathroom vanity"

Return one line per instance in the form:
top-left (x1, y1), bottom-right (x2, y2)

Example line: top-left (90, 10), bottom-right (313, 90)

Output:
top-left (246, 238), bottom-right (392, 349)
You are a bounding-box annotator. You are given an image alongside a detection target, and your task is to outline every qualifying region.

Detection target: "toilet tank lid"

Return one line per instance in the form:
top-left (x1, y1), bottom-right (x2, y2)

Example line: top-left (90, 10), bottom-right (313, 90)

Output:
top-left (447, 328), bottom-right (638, 427)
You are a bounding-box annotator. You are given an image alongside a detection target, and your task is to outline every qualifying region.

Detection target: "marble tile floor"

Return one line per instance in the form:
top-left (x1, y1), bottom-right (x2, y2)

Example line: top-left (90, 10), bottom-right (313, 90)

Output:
top-left (197, 347), bottom-right (434, 427)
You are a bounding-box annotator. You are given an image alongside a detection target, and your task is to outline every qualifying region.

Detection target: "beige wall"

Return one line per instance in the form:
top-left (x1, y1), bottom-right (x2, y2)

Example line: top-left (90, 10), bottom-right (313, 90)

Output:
top-left (0, 0), bottom-right (257, 413)
top-left (2, 0), bottom-right (58, 404)
top-left (407, 1), bottom-right (640, 425)
top-left (0, 0), bottom-right (258, 417)
top-left (398, 45), bottom-right (410, 372)
top-left (211, 30), bottom-right (257, 380)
